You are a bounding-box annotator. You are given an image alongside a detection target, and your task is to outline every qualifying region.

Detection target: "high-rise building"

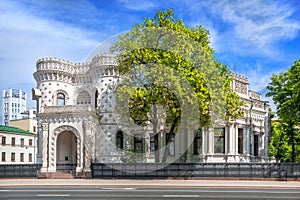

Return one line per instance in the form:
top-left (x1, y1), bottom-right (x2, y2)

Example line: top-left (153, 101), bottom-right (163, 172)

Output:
top-left (2, 89), bottom-right (27, 126)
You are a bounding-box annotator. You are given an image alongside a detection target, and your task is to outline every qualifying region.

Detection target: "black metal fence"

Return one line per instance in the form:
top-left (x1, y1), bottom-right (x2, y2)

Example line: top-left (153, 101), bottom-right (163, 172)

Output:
top-left (91, 162), bottom-right (300, 179)
top-left (1, 163), bottom-right (300, 179)
top-left (0, 164), bottom-right (41, 178)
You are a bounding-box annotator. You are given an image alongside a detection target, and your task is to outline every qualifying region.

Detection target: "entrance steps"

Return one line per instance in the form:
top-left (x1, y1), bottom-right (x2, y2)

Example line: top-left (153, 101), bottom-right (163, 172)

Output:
top-left (38, 171), bottom-right (74, 179)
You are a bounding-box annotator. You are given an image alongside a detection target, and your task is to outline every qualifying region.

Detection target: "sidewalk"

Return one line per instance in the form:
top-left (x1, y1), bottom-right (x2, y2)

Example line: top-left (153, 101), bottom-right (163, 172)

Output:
top-left (1, 179), bottom-right (300, 188)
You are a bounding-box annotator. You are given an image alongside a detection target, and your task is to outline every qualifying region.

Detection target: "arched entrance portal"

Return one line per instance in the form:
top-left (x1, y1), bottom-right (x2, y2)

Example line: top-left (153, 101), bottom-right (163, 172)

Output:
top-left (56, 131), bottom-right (77, 172)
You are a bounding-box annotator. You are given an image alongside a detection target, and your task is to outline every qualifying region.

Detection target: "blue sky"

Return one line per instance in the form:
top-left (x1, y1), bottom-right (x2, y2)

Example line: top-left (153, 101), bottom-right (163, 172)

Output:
top-left (1, 0), bottom-right (300, 121)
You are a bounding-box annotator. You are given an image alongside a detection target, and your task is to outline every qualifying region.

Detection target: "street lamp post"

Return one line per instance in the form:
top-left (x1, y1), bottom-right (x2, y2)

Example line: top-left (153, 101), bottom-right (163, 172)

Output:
top-left (249, 97), bottom-right (253, 161)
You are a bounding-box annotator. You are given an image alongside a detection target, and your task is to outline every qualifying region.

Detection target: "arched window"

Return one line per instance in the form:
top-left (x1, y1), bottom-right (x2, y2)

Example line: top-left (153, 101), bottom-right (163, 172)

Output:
top-left (57, 93), bottom-right (65, 106)
top-left (116, 131), bottom-right (124, 150)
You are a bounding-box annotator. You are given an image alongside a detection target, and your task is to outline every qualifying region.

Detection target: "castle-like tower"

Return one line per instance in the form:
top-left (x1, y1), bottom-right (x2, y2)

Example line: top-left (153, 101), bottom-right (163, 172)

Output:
top-left (32, 54), bottom-right (270, 177)
top-left (33, 54), bottom-right (121, 176)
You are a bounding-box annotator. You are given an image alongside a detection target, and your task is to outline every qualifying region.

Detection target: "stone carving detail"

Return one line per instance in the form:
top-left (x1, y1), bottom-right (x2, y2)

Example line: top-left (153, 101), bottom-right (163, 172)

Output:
top-left (43, 105), bottom-right (95, 113)
top-left (235, 80), bottom-right (248, 94)
top-left (249, 91), bottom-right (261, 100)
top-left (42, 123), bottom-right (49, 131)
top-left (34, 54), bottom-right (119, 86)
top-left (76, 90), bottom-right (92, 105)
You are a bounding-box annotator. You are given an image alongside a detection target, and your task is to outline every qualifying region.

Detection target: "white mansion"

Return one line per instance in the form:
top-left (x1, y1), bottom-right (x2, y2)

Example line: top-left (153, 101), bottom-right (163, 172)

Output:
top-left (32, 54), bottom-right (270, 175)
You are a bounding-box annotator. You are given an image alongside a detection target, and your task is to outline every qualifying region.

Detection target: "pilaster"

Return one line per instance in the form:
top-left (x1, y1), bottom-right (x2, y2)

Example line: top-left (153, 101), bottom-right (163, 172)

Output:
top-left (41, 123), bottom-right (49, 172)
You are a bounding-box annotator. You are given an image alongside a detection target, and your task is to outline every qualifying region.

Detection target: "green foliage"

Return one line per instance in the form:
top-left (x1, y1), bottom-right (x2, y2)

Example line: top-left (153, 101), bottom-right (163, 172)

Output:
top-left (267, 60), bottom-right (300, 123)
top-left (111, 9), bottom-right (244, 162)
top-left (269, 121), bottom-right (292, 162)
top-left (267, 60), bottom-right (300, 162)
top-left (120, 149), bottom-right (140, 163)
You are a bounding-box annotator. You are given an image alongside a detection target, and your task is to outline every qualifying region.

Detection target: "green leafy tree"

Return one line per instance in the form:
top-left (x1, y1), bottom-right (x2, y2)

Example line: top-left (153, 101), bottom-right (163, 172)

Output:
top-left (267, 60), bottom-right (300, 162)
top-left (268, 121), bottom-right (292, 162)
top-left (111, 9), bottom-right (244, 162)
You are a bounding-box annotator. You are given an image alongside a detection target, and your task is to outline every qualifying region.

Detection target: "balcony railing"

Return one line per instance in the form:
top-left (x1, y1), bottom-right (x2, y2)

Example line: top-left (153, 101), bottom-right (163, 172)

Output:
top-left (43, 105), bottom-right (97, 114)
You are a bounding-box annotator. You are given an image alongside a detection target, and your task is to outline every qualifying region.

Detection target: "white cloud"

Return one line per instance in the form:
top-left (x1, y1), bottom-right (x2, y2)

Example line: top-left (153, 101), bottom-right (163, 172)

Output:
top-left (118, 0), bottom-right (157, 11)
top-left (219, 0), bottom-right (299, 56)
top-left (0, 1), bottom-right (100, 106)
top-left (185, 0), bottom-right (300, 58)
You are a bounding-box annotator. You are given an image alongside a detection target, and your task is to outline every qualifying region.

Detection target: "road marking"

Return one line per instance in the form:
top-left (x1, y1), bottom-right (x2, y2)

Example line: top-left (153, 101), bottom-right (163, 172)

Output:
top-left (37, 194), bottom-right (70, 197)
top-left (163, 194), bottom-right (200, 198)
top-left (101, 187), bottom-right (136, 190)
top-left (125, 188), bottom-right (135, 190)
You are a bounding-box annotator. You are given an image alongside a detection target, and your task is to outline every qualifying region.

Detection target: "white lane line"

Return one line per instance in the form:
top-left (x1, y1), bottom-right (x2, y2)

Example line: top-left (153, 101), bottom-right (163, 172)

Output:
top-left (125, 188), bottom-right (135, 190)
top-left (163, 194), bottom-right (199, 198)
top-left (37, 194), bottom-right (70, 197)
top-left (101, 187), bottom-right (136, 190)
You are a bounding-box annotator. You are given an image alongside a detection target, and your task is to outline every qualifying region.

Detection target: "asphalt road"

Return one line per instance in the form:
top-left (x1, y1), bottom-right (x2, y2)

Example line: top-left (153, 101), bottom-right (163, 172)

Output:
top-left (1, 186), bottom-right (300, 200)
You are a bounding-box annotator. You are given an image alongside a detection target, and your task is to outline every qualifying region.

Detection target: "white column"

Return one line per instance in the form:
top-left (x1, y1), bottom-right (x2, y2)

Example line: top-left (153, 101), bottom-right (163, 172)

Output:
top-left (243, 127), bottom-right (247, 155)
top-left (207, 128), bottom-right (213, 154)
top-left (206, 127), bottom-right (214, 162)
top-left (227, 124), bottom-right (235, 162)
top-left (186, 128), bottom-right (193, 162)
top-left (234, 125), bottom-right (238, 155)
top-left (41, 123), bottom-right (49, 172)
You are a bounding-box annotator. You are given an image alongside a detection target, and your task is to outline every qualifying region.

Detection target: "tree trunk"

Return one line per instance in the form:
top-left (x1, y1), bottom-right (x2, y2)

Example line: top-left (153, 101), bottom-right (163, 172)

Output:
top-left (152, 104), bottom-right (159, 163)
top-left (291, 128), bottom-right (296, 162)
top-left (161, 117), bottom-right (179, 162)
top-left (289, 121), bottom-right (296, 162)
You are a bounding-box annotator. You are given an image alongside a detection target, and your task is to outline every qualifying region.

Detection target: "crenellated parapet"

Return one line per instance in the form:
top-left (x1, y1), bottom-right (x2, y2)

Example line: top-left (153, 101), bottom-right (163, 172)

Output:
top-left (249, 90), bottom-right (261, 100)
top-left (34, 55), bottom-right (120, 85)
top-left (89, 54), bottom-right (120, 83)
top-left (231, 72), bottom-right (249, 95)
top-left (90, 54), bottom-right (118, 67)
top-left (36, 57), bottom-right (90, 74)
top-left (34, 57), bottom-right (90, 85)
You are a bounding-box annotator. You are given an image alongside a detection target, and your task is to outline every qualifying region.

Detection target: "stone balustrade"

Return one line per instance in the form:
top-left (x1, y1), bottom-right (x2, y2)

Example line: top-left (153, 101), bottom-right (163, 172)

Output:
top-left (36, 57), bottom-right (90, 75)
top-left (90, 54), bottom-right (118, 67)
top-left (43, 105), bottom-right (97, 114)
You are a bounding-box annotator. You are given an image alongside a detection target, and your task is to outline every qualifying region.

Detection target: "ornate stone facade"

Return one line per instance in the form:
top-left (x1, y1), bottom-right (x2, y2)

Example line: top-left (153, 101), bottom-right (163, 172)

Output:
top-left (32, 54), bottom-right (270, 175)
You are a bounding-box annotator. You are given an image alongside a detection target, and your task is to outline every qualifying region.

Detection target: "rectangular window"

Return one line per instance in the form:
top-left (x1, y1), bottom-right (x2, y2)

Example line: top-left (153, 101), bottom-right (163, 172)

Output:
top-left (33, 126), bottom-right (36, 133)
top-left (194, 129), bottom-right (202, 155)
top-left (20, 153), bottom-right (24, 162)
top-left (1, 137), bottom-right (6, 146)
top-left (11, 137), bottom-right (15, 146)
top-left (150, 135), bottom-right (158, 155)
top-left (166, 133), bottom-right (175, 156)
top-left (254, 135), bottom-right (259, 156)
top-left (134, 135), bottom-right (143, 153)
top-left (238, 128), bottom-right (243, 154)
top-left (29, 139), bottom-right (33, 146)
top-left (116, 131), bottom-right (124, 150)
top-left (214, 128), bottom-right (225, 154)
top-left (29, 153), bottom-right (32, 162)
top-left (11, 153), bottom-right (15, 162)
top-left (2, 152), bottom-right (5, 162)
top-left (20, 138), bottom-right (24, 147)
